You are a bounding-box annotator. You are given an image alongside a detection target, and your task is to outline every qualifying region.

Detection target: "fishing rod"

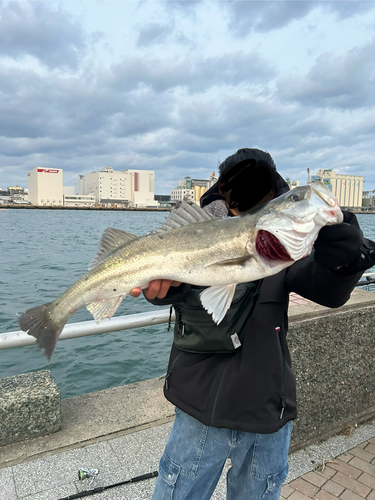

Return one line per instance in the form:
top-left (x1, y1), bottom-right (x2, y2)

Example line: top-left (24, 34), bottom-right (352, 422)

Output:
top-left (57, 470), bottom-right (158, 500)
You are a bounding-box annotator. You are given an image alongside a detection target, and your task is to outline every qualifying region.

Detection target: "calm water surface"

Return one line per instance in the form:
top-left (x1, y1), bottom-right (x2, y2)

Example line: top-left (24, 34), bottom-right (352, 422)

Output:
top-left (0, 209), bottom-right (170, 398)
top-left (1, 209), bottom-right (374, 398)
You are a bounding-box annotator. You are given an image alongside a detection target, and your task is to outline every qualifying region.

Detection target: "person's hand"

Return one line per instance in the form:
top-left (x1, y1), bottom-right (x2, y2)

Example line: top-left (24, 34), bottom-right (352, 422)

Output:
top-left (130, 280), bottom-right (181, 300)
top-left (314, 222), bottom-right (363, 270)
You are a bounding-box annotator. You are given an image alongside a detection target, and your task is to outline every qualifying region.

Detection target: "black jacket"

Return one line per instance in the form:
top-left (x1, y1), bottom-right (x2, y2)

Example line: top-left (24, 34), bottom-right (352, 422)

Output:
top-left (148, 231), bottom-right (362, 434)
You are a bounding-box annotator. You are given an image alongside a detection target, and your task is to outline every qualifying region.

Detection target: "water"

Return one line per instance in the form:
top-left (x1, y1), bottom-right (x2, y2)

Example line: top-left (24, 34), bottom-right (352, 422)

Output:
top-left (1, 210), bottom-right (375, 399)
top-left (0, 209), bottom-right (170, 398)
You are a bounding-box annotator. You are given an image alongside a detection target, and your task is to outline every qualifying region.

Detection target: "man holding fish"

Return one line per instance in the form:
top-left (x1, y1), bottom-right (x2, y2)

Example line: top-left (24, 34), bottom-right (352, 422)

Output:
top-left (131, 148), bottom-right (373, 500)
top-left (19, 147), bottom-right (375, 499)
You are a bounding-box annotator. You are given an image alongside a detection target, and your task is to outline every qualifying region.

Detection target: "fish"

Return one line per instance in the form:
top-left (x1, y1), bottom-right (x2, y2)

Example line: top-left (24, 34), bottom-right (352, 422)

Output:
top-left (19, 181), bottom-right (342, 360)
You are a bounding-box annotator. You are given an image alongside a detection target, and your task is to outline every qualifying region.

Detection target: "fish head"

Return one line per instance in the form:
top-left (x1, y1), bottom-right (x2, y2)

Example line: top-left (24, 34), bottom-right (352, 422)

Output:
top-left (245, 182), bottom-right (343, 266)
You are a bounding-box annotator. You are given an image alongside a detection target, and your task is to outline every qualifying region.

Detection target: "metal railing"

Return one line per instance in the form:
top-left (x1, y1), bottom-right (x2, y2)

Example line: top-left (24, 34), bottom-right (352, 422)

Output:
top-left (1, 272), bottom-right (375, 351)
top-left (0, 308), bottom-right (174, 351)
top-left (357, 271), bottom-right (375, 288)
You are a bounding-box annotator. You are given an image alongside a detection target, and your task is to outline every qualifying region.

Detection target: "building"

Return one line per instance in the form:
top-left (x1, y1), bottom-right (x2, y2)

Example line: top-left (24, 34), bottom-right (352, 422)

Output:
top-left (285, 178), bottom-right (300, 189)
top-left (63, 186), bottom-right (75, 196)
top-left (171, 173), bottom-right (218, 205)
top-left (0, 186), bottom-right (29, 204)
top-left (78, 167), bottom-right (158, 207)
top-left (28, 168), bottom-right (64, 206)
top-left (362, 190), bottom-right (375, 210)
top-left (154, 194), bottom-right (171, 207)
top-left (8, 186), bottom-right (24, 196)
top-left (63, 194), bottom-right (96, 207)
top-left (0, 195), bottom-right (11, 205)
top-left (127, 169), bottom-right (157, 207)
top-left (171, 178), bottom-right (195, 203)
top-left (315, 169), bottom-right (363, 208)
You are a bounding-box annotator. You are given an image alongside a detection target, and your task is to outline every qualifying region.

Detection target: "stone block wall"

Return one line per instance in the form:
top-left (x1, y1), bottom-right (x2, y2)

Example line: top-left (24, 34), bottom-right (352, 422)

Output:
top-left (289, 305), bottom-right (375, 450)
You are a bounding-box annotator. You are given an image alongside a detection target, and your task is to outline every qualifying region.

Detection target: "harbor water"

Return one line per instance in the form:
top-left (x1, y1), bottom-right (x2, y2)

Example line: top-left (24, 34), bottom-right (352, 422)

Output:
top-left (1, 209), bottom-right (375, 398)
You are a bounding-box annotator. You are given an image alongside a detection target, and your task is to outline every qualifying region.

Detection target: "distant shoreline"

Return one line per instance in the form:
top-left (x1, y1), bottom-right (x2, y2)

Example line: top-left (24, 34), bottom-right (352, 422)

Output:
top-left (0, 205), bottom-right (374, 214)
top-left (0, 204), bottom-right (170, 212)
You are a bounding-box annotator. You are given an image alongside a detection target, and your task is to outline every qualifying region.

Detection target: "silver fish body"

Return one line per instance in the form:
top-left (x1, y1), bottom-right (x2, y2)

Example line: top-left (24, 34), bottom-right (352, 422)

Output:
top-left (19, 181), bottom-right (342, 360)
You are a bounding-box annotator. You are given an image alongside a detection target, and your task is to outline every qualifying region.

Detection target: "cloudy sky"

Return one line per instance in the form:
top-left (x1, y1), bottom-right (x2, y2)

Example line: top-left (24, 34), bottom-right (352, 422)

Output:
top-left (1, 0), bottom-right (375, 194)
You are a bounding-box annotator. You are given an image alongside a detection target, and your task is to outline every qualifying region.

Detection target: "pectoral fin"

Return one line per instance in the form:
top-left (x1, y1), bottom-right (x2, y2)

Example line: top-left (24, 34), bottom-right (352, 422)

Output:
top-left (200, 284), bottom-right (237, 324)
top-left (207, 255), bottom-right (252, 268)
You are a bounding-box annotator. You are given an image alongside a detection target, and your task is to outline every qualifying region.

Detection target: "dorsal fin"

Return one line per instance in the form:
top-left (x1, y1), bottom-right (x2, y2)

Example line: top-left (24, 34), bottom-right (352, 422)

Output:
top-left (155, 202), bottom-right (215, 233)
top-left (88, 227), bottom-right (138, 270)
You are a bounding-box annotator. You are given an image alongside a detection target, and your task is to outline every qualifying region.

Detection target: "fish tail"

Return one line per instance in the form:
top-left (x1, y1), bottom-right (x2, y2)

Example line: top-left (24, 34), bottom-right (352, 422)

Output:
top-left (19, 302), bottom-right (66, 361)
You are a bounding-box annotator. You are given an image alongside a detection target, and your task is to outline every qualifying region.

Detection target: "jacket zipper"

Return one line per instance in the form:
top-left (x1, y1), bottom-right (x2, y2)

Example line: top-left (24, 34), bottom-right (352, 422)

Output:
top-left (165, 352), bottom-right (183, 390)
top-left (275, 326), bottom-right (286, 419)
top-left (207, 283), bottom-right (261, 425)
top-left (209, 362), bottom-right (229, 426)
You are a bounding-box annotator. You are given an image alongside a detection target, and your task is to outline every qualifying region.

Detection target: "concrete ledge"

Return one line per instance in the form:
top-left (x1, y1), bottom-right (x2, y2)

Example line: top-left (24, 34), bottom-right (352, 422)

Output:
top-left (0, 376), bottom-right (174, 469)
top-left (0, 371), bottom-right (61, 447)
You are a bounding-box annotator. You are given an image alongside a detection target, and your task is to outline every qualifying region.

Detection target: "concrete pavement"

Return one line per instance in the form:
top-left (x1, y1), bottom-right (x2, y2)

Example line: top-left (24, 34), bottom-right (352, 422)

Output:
top-left (0, 417), bottom-right (374, 500)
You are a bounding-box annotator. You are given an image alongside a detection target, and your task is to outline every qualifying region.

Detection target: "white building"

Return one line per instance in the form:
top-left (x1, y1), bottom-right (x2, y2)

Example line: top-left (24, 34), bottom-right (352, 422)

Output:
top-left (171, 173), bottom-right (218, 205)
top-left (28, 167), bottom-right (64, 206)
top-left (315, 169), bottom-right (364, 208)
top-left (127, 169), bottom-right (157, 207)
top-left (78, 167), bottom-right (157, 207)
top-left (63, 194), bottom-right (96, 207)
top-left (171, 187), bottom-right (195, 203)
top-left (63, 186), bottom-right (75, 196)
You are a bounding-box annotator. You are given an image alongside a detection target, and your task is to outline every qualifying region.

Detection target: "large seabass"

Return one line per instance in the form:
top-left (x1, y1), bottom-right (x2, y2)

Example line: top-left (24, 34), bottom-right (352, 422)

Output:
top-left (19, 182), bottom-right (342, 360)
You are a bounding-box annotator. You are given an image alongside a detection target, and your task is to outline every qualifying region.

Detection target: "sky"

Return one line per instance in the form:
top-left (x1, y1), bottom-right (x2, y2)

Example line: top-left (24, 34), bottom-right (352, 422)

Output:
top-left (0, 0), bottom-right (375, 195)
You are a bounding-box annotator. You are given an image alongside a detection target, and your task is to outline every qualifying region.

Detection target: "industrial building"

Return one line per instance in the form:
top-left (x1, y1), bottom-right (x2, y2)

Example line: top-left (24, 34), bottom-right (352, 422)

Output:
top-left (78, 167), bottom-right (158, 207)
top-left (171, 173), bottom-right (218, 205)
top-left (27, 167), bottom-right (64, 206)
top-left (63, 194), bottom-right (96, 207)
top-left (171, 182), bottom-right (195, 203)
top-left (362, 190), bottom-right (375, 210)
top-left (285, 179), bottom-right (300, 189)
top-left (315, 169), bottom-right (363, 208)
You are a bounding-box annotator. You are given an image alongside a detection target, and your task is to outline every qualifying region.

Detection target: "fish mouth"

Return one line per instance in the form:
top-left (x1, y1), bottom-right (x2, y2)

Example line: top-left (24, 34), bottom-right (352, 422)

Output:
top-left (256, 230), bottom-right (292, 262)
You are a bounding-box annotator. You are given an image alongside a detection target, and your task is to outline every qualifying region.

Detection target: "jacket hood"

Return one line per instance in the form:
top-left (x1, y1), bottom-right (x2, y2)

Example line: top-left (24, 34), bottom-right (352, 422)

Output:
top-left (201, 148), bottom-right (289, 209)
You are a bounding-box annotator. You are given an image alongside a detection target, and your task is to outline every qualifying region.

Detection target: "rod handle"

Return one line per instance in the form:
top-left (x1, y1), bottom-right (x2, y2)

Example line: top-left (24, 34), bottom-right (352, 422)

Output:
top-left (129, 470), bottom-right (159, 483)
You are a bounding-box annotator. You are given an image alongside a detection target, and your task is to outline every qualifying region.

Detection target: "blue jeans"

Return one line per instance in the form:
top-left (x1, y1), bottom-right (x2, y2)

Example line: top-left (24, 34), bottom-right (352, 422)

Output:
top-left (152, 408), bottom-right (292, 500)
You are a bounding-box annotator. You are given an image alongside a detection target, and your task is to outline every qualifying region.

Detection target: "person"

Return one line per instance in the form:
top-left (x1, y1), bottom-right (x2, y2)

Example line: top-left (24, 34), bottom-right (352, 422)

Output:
top-left (130, 148), bottom-right (374, 500)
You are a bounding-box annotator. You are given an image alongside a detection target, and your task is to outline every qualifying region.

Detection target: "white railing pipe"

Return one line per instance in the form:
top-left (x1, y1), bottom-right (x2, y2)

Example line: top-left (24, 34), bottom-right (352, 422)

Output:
top-left (0, 308), bottom-right (174, 351)
top-left (2, 272), bottom-right (375, 351)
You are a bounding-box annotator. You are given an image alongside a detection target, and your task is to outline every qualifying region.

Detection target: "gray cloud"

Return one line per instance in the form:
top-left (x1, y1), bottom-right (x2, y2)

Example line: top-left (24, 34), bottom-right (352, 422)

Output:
top-left (136, 20), bottom-right (175, 47)
top-left (104, 50), bottom-right (275, 93)
top-left (226, 1), bottom-right (312, 36)
top-left (325, 1), bottom-right (375, 19)
top-left (225, 1), bottom-right (374, 37)
top-left (135, 18), bottom-right (196, 49)
top-left (277, 38), bottom-right (375, 109)
top-left (0, 1), bottom-right (90, 70)
top-left (0, 1), bottom-right (375, 194)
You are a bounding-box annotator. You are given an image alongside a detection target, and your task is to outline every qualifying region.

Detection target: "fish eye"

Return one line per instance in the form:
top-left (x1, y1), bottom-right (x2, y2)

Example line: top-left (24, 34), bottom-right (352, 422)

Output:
top-left (289, 194), bottom-right (300, 202)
